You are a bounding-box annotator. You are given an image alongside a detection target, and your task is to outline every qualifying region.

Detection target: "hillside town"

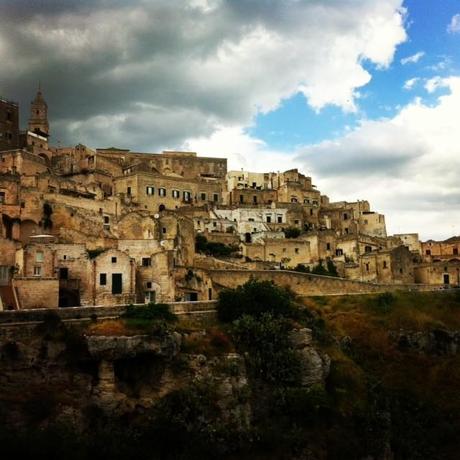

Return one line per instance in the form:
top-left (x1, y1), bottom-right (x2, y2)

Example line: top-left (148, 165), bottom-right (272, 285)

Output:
top-left (1, 88), bottom-right (459, 310)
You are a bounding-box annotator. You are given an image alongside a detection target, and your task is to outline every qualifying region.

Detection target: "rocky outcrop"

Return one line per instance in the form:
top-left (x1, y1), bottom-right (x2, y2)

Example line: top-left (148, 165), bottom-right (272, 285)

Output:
top-left (392, 328), bottom-right (460, 355)
top-left (289, 328), bottom-right (330, 386)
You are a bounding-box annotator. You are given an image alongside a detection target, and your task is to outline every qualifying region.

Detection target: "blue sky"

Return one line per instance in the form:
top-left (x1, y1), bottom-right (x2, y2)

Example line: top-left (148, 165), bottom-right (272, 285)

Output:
top-left (249, 0), bottom-right (460, 150)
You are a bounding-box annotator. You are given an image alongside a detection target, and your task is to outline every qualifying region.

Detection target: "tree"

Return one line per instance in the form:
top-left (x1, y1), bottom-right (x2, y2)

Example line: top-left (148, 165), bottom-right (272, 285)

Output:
top-left (284, 227), bottom-right (301, 238)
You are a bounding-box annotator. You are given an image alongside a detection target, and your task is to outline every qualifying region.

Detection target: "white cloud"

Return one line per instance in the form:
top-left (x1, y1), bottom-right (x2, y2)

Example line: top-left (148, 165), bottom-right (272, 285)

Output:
top-left (424, 76), bottom-right (447, 93)
top-left (400, 51), bottom-right (425, 65)
top-left (294, 76), bottom-right (460, 240)
top-left (447, 13), bottom-right (460, 34)
top-left (403, 77), bottom-right (419, 90)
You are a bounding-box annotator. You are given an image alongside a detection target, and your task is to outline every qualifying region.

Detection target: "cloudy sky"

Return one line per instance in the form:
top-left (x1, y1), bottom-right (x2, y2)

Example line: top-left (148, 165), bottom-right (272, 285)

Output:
top-left (0, 0), bottom-right (459, 240)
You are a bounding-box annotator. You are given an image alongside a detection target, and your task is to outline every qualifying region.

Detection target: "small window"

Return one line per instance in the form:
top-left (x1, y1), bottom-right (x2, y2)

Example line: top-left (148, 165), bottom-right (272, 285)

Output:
top-left (111, 256), bottom-right (117, 263)
top-left (162, 227), bottom-right (167, 234)
top-left (239, 195), bottom-right (244, 204)
top-left (146, 186), bottom-right (154, 195)
top-left (213, 193), bottom-right (219, 202)
top-left (310, 209), bottom-right (313, 216)
top-left (343, 213), bottom-right (349, 220)
top-left (0, 192), bottom-right (5, 203)
top-left (266, 215), bottom-right (271, 223)
top-left (146, 281), bottom-right (152, 289)
top-left (326, 243), bottom-right (331, 250)
top-left (103, 216), bottom-right (110, 224)
top-left (295, 248), bottom-right (299, 254)
top-left (172, 189), bottom-right (180, 198)
top-left (36, 251), bottom-right (44, 262)
top-left (277, 215), bottom-right (282, 223)
top-left (213, 222), bottom-right (217, 227)
top-left (383, 261), bottom-right (387, 269)
top-left (159, 188), bottom-right (166, 197)
top-left (142, 257), bottom-right (151, 267)
top-left (200, 192), bottom-right (207, 201)
top-left (454, 248), bottom-right (458, 255)
top-left (127, 187), bottom-right (131, 195)
top-left (365, 263), bottom-right (369, 272)
top-left (33, 266), bottom-right (42, 276)
top-left (100, 273), bottom-right (107, 285)
top-left (425, 249), bottom-right (431, 255)
top-left (253, 195), bottom-right (257, 204)
top-left (294, 220), bottom-right (299, 225)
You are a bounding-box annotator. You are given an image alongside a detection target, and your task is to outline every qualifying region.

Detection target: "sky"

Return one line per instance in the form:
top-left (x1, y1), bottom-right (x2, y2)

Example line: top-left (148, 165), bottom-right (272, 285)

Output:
top-left (0, 0), bottom-right (459, 240)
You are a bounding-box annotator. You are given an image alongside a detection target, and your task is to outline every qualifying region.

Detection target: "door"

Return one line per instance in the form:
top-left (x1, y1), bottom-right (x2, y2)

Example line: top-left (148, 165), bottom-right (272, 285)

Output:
top-left (443, 274), bottom-right (450, 285)
top-left (112, 273), bottom-right (122, 294)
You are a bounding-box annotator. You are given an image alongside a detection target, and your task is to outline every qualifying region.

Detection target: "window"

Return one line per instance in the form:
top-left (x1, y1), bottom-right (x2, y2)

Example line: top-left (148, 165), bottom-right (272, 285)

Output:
top-left (253, 195), bottom-right (257, 204)
top-left (294, 220), bottom-right (299, 225)
top-left (183, 191), bottom-right (191, 202)
top-left (0, 192), bottom-right (5, 203)
top-left (310, 209), bottom-right (313, 216)
top-left (343, 213), bottom-right (349, 220)
top-left (344, 228), bottom-right (349, 234)
top-left (33, 266), bottom-right (42, 276)
top-left (454, 248), bottom-right (459, 255)
top-left (283, 248), bottom-right (287, 253)
top-left (142, 257), bottom-right (151, 267)
top-left (277, 215), bottom-right (282, 223)
top-left (295, 248), bottom-right (299, 254)
top-left (239, 195), bottom-right (244, 204)
top-left (146, 281), bottom-right (152, 289)
top-left (266, 215), bottom-right (271, 223)
top-left (213, 222), bottom-right (217, 227)
top-left (365, 245), bottom-right (372, 253)
top-left (426, 249), bottom-right (431, 255)
top-left (162, 227), bottom-right (167, 234)
top-left (248, 218), bottom-right (254, 222)
top-left (63, 255), bottom-right (67, 260)
top-left (383, 261), bottom-right (388, 269)
top-left (111, 256), bottom-right (117, 263)
top-left (36, 251), bottom-right (44, 262)
top-left (365, 263), bottom-right (369, 272)
top-left (200, 192), bottom-right (207, 201)
top-left (127, 186), bottom-right (131, 195)
top-left (103, 216), bottom-right (110, 224)
top-left (291, 197), bottom-right (298, 203)
top-left (303, 198), bottom-right (310, 204)
top-left (364, 219), bottom-right (368, 225)
top-left (213, 193), bottom-right (219, 202)
top-left (326, 243), bottom-right (331, 250)
top-left (146, 186), bottom-right (154, 195)
top-left (159, 188), bottom-right (166, 197)
top-left (172, 189), bottom-right (180, 198)
top-left (336, 249), bottom-right (343, 256)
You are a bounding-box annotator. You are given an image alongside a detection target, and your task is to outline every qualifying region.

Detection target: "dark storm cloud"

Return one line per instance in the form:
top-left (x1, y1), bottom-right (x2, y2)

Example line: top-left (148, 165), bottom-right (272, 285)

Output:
top-left (0, 0), bottom-right (406, 150)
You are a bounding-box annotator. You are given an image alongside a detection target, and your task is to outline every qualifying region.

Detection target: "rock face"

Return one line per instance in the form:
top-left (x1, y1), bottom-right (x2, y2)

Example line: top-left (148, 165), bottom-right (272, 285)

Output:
top-left (289, 328), bottom-right (330, 387)
top-left (86, 333), bottom-right (182, 360)
top-left (393, 328), bottom-right (460, 355)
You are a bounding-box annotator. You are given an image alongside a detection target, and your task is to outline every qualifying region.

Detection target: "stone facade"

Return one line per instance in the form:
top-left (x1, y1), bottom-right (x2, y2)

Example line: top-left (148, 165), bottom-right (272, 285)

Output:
top-left (0, 87), bottom-right (454, 309)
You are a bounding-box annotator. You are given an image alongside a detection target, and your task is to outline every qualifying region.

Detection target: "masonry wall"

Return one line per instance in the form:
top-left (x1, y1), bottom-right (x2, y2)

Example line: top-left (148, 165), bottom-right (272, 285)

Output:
top-left (209, 269), bottom-right (425, 297)
top-left (14, 278), bottom-right (59, 309)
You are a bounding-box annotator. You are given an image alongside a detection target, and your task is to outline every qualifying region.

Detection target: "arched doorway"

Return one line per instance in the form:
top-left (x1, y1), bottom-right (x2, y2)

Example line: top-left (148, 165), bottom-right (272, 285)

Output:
top-left (159, 204), bottom-right (166, 212)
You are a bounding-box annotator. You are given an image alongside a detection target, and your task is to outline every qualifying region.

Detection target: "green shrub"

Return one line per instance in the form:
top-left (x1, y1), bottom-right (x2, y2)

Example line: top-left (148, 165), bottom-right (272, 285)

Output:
top-left (123, 303), bottom-right (178, 323)
top-left (311, 260), bottom-right (329, 276)
top-left (195, 234), bottom-right (238, 257)
top-left (326, 259), bottom-right (339, 277)
top-left (232, 313), bottom-right (301, 385)
top-left (217, 278), bottom-right (294, 322)
top-left (284, 227), bottom-right (301, 238)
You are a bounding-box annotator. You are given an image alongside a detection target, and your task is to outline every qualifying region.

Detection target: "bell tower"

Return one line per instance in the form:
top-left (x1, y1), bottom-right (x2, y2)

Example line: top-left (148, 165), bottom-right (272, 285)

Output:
top-left (28, 83), bottom-right (49, 138)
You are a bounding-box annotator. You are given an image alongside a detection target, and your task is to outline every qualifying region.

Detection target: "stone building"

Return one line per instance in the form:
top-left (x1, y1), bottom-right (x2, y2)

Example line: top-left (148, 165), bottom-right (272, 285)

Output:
top-left (0, 97), bottom-right (20, 151)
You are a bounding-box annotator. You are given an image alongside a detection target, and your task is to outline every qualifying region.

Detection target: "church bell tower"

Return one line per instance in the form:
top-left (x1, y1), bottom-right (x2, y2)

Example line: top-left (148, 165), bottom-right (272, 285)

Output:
top-left (28, 83), bottom-right (49, 138)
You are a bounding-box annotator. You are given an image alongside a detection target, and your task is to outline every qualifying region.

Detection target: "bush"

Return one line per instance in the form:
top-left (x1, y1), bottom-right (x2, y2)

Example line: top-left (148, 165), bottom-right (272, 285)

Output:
top-left (195, 234), bottom-right (237, 257)
top-left (311, 260), bottom-right (329, 276)
top-left (294, 264), bottom-right (310, 273)
top-left (217, 278), bottom-right (294, 322)
top-left (326, 259), bottom-right (339, 277)
top-left (284, 227), bottom-right (301, 238)
top-left (123, 303), bottom-right (178, 323)
top-left (232, 313), bottom-right (302, 385)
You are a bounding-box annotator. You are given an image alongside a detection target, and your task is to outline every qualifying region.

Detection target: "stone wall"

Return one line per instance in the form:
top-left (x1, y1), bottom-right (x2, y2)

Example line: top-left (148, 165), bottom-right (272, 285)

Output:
top-left (208, 269), bottom-right (430, 297)
top-left (14, 277), bottom-right (59, 309)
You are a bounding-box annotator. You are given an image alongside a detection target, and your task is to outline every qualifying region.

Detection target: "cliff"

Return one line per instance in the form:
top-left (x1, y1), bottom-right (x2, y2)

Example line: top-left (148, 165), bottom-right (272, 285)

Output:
top-left (1, 290), bottom-right (459, 459)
